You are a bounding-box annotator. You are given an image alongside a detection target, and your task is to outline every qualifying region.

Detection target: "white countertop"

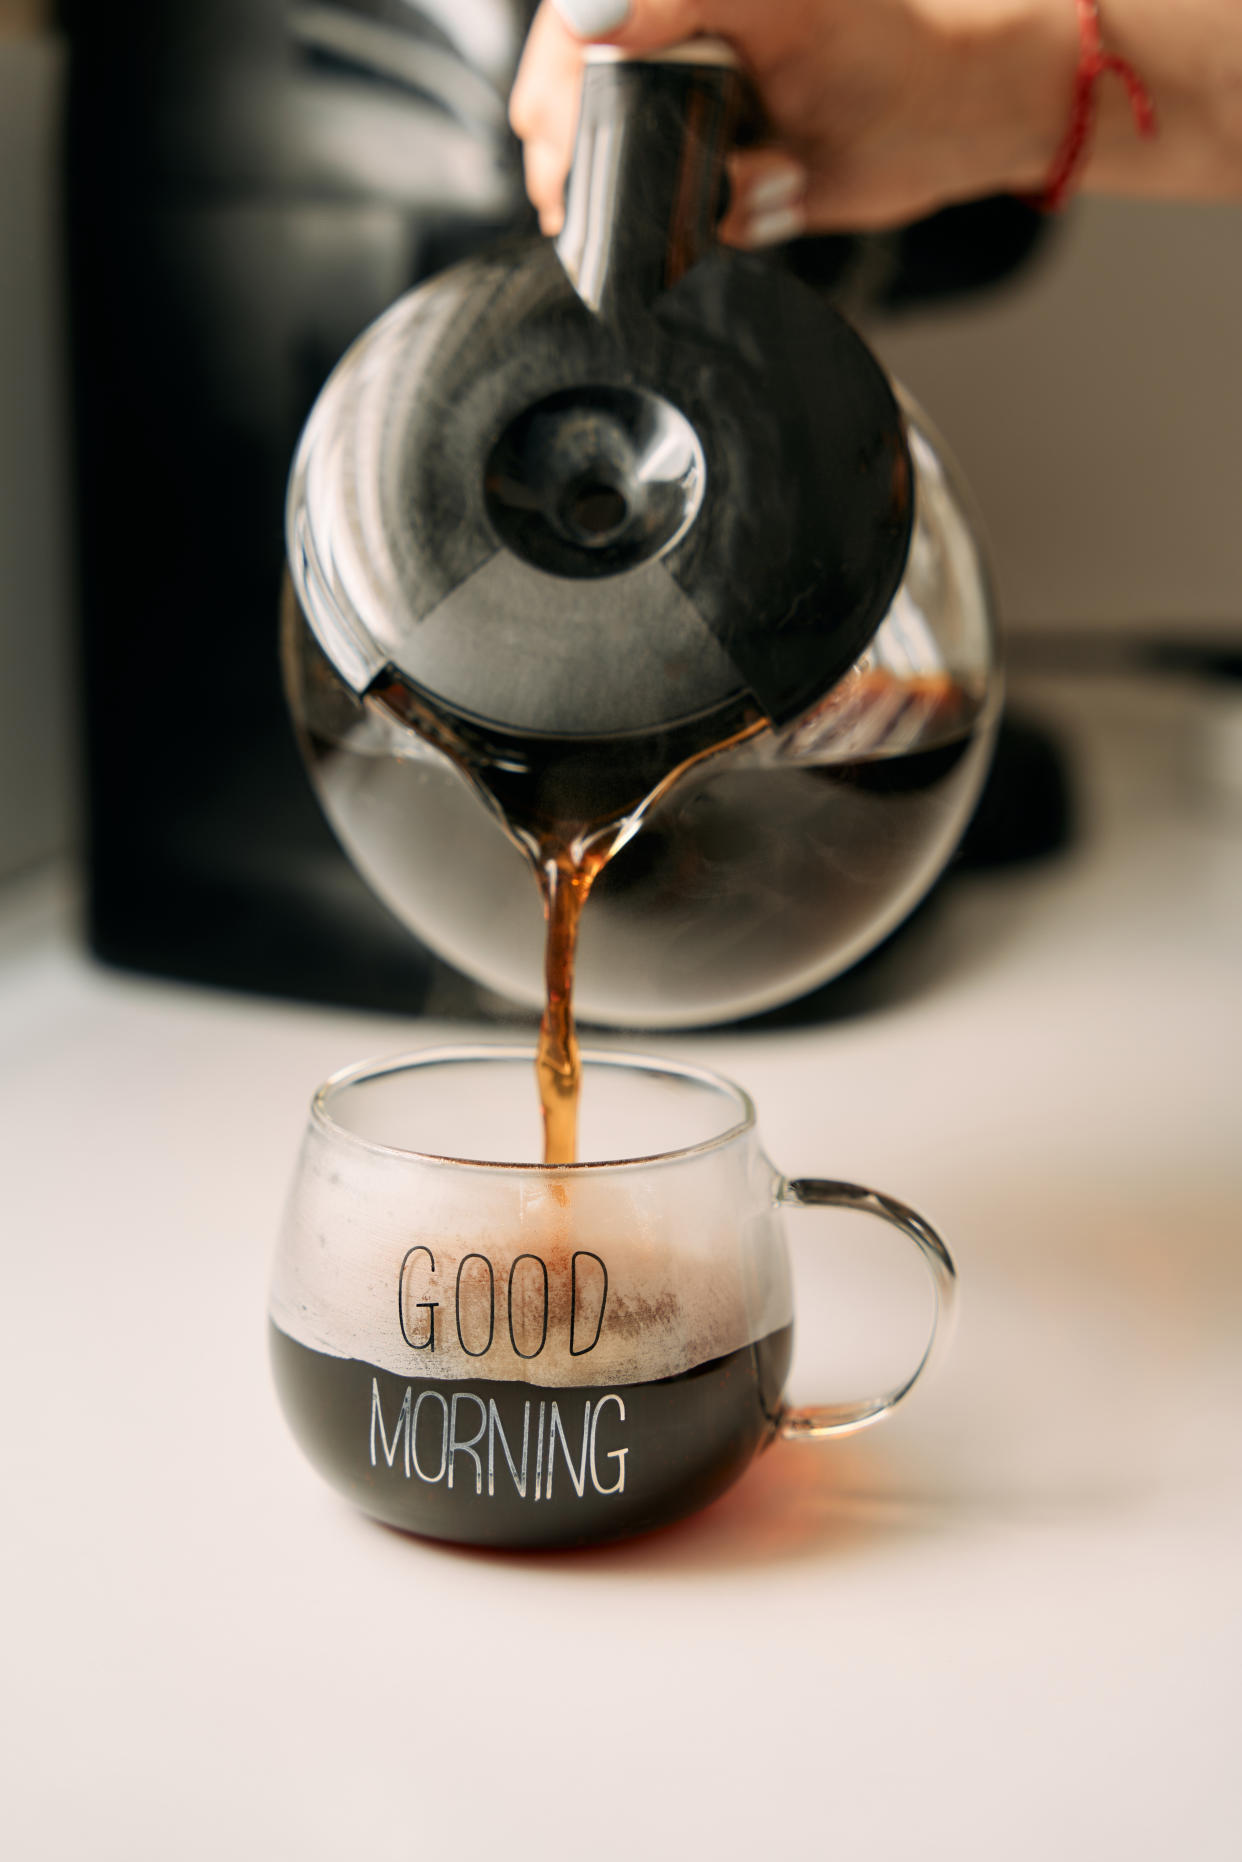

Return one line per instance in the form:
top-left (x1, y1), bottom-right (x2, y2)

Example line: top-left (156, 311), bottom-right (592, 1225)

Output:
top-left (4, 672), bottom-right (1240, 1861)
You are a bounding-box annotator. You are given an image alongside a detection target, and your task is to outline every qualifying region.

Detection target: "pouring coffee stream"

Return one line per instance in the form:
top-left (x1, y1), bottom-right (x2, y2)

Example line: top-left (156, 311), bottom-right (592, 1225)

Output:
top-left (368, 661), bottom-right (765, 1163)
top-left (283, 41), bottom-right (1000, 1160)
top-left (531, 714), bottom-right (766, 1165)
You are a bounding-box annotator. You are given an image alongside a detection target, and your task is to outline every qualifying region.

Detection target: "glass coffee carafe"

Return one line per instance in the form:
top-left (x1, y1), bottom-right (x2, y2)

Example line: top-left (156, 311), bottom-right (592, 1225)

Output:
top-left (283, 41), bottom-right (1000, 1030)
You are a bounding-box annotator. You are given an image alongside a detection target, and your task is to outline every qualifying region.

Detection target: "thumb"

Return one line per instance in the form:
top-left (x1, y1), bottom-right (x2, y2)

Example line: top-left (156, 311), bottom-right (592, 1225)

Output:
top-left (550, 0), bottom-right (711, 53)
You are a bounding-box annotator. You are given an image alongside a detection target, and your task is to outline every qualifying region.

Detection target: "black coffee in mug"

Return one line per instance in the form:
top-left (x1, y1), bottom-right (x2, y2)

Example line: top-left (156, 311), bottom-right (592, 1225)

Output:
top-left (270, 1320), bottom-right (792, 1548)
top-left (268, 1049), bottom-right (954, 1549)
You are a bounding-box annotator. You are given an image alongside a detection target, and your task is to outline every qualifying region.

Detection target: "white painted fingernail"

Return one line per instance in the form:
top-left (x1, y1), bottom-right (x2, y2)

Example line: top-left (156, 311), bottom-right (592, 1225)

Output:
top-left (745, 166), bottom-right (806, 215)
top-left (739, 203), bottom-right (807, 249)
top-left (552, 0), bottom-right (632, 36)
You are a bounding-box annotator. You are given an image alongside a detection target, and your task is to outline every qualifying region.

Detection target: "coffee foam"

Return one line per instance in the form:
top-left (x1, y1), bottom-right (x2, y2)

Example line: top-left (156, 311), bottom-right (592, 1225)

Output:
top-left (269, 1129), bottom-right (792, 1387)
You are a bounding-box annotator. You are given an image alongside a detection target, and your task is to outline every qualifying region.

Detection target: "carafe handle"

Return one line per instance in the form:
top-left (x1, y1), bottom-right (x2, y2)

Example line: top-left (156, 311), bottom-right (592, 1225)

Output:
top-left (556, 41), bottom-right (743, 326)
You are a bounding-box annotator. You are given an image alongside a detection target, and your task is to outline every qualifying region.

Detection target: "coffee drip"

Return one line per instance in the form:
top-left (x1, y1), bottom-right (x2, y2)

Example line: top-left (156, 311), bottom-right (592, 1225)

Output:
top-left (282, 42), bottom-right (1000, 1152)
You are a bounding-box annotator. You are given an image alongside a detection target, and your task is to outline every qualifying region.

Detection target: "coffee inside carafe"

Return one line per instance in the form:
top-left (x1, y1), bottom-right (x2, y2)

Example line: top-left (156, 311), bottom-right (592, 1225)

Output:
top-left (356, 652), bottom-right (987, 1164)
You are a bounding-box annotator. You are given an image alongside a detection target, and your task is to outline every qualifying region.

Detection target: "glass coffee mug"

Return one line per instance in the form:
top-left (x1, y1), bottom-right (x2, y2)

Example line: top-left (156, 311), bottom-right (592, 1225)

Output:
top-left (269, 1048), bottom-right (956, 1549)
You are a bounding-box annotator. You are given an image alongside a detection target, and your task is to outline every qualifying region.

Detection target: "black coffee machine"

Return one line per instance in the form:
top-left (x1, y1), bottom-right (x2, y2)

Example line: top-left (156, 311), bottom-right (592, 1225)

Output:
top-left (63, 0), bottom-right (1062, 1020)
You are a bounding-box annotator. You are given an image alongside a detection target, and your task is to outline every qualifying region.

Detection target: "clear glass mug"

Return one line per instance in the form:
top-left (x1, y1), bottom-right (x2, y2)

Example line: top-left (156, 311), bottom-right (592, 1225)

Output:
top-left (269, 1048), bottom-right (956, 1549)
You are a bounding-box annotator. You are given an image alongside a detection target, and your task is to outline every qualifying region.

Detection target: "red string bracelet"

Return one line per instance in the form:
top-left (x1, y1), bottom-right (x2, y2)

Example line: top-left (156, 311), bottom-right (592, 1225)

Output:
top-left (1029, 0), bottom-right (1157, 212)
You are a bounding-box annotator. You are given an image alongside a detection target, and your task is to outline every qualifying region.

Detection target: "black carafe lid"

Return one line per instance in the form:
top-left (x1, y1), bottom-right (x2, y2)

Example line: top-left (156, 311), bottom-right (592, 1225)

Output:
top-left (289, 42), bottom-right (913, 742)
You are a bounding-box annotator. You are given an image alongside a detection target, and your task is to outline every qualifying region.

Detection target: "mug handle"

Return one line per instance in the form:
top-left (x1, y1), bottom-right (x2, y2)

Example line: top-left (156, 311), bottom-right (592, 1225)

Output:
top-left (776, 1178), bottom-right (957, 1441)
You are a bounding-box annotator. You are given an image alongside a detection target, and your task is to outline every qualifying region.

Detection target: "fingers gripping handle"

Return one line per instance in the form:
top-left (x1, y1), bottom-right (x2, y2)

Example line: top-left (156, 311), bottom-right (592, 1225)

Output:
top-left (777, 1179), bottom-right (957, 1441)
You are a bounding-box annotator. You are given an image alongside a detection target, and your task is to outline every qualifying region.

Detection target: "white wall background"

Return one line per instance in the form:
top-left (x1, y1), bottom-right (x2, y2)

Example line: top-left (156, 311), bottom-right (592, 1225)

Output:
top-left (870, 197), bottom-right (1242, 637)
top-left (1, 17), bottom-right (1240, 883)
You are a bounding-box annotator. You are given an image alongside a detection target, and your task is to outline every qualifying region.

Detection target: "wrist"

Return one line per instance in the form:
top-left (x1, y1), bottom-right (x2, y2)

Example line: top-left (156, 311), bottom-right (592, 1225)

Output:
top-left (945, 0), bottom-right (1163, 206)
top-left (1017, 0), bottom-right (1157, 210)
top-left (1011, 0), bottom-right (1242, 205)
top-left (926, 0), bottom-right (1085, 201)
top-left (1082, 0), bottom-right (1242, 198)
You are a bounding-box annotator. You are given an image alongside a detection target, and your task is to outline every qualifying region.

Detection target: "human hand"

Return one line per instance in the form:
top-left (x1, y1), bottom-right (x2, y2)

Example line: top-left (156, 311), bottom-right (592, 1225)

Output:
top-left (512, 0), bottom-right (1242, 241)
top-left (510, 0), bottom-right (1084, 242)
